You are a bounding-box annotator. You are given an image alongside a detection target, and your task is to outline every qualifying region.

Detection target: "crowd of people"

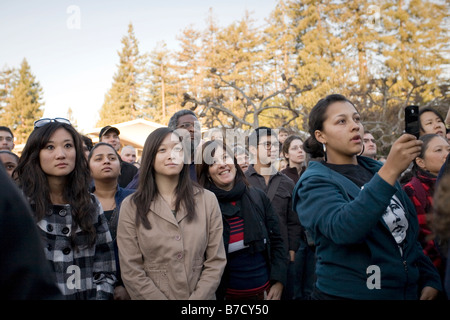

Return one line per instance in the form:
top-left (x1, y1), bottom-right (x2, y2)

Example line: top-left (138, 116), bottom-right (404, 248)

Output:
top-left (0, 95), bottom-right (449, 301)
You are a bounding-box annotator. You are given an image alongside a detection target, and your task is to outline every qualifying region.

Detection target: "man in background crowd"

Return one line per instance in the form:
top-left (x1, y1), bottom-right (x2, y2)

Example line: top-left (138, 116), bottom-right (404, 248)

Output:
top-left (0, 126), bottom-right (15, 151)
top-left (362, 131), bottom-right (377, 160)
top-left (99, 125), bottom-right (138, 188)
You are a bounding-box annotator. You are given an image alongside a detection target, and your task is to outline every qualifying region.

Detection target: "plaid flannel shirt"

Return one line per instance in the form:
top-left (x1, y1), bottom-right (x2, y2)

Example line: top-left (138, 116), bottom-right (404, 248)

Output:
top-left (36, 195), bottom-right (117, 300)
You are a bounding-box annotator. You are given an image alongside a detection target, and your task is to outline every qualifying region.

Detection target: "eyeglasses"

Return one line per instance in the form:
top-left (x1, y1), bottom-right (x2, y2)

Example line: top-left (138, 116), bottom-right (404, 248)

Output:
top-left (34, 117), bottom-right (71, 129)
top-left (258, 141), bottom-right (279, 150)
top-left (177, 122), bottom-right (201, 130)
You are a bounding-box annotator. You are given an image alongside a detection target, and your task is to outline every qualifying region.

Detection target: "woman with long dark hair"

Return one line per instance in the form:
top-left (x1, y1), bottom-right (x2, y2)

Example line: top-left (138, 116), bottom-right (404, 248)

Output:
top-left (293, 94), bottom-right (442, 300)
top-left (196, 139), bottom-right (287, 300)
top-left (14, 118), bottom-right (116, 300)
top-left (403, 134), bottom-right (450, 285)
top-left (117, 127), bottom-right (226, 300)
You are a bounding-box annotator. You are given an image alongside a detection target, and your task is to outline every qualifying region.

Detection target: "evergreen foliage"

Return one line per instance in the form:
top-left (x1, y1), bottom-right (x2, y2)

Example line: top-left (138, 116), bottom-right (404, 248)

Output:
top-left (0, 58), bottom-right (44, 144)
top-left (0, 0), bottom-right (447, 155)
top-left (97, 23), bottom-right (148, 127)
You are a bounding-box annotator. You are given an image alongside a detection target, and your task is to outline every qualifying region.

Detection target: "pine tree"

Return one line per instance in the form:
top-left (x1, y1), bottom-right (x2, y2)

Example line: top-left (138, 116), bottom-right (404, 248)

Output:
top-left (202, 11), bottom-right (267, 128)
top-left (173, 24), bottom-right (205, 114)
top-left (288, 0), bottom-right (346, 105)
top-left (1, 58), bottom-right (44, 144)
top-left (0, 66), bottom-right (17, 113)
top-left (67, 107), bottom-right (78, 130)
top-left (378, 0), bottom-right (448, 105)
top-left (144, 42), bottom-right (168, 122)
top-left (362, 0), bottom-right (449, 155)
top-left (263, 0), bottom-right (309, 130)
top-left (264, 0), bottom-right (297, 89)
top-left (97, 23), bottom-right (147, 126)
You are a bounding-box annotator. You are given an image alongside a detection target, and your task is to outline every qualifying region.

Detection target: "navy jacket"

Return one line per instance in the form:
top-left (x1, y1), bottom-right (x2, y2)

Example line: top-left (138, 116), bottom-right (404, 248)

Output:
top-left (292, 157), bottom-right (442, 299)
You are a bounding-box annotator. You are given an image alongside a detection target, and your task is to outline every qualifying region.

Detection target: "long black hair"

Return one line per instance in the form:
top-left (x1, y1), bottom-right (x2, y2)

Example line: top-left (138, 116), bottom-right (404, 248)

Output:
top-left (412, 134), bottom-right (445, 176)
top-left (132, 127), bottom-right (199, 229)
top-left (419, 107), bottom-right (445, 134)
top-left (15, 121), bottom-right (97, 247)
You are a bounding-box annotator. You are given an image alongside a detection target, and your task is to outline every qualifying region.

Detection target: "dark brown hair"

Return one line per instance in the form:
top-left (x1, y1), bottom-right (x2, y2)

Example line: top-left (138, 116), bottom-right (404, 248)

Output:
top-left (303, 94), bottom-right (357, 159)
top-left (419, 107), bottom-right (445, 133)
top-left (195, 139), bottom-right (249, 189)
top-left (281, 135), bottom-right (304, 158)
top-left (412, 134), bottom-right (443, 176)
top-left (132, 127), bottom-right (199, 229)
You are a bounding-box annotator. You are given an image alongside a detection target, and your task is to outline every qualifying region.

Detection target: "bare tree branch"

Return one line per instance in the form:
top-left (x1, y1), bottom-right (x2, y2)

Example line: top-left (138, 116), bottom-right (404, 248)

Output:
top-left (182, 68), bottom-right (312, 129)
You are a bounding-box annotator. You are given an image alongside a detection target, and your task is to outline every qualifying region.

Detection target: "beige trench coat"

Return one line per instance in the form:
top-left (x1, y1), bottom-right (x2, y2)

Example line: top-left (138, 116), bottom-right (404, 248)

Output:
top-left (117, 188), bottom-right (226, 300)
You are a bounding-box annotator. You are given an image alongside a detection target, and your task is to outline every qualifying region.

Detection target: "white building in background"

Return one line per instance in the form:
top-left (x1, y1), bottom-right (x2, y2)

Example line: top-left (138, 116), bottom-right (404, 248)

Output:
top-left (84, 118), bottom-right (166, 159)
top-left (13, 118), bottom-right (166, 158)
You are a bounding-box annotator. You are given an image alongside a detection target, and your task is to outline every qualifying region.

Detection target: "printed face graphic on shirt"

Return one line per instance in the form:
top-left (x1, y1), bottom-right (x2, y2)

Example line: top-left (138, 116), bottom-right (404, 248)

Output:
top-left (383, 195), bottom-right (408, 245)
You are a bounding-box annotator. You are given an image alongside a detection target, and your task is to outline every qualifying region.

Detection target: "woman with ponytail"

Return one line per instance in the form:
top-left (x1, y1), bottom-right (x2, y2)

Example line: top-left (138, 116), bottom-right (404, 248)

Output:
top-left (292, 94), bottom-right (442, 300)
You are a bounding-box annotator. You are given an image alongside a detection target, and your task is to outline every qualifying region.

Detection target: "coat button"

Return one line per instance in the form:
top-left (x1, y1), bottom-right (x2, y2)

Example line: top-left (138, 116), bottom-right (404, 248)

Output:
top-left (59, 209), bottom-right (67, 217)
top-left (177, 252), bottom-right (183, 259)
top-left (175, 235), bottom-right (181, 241)
top-left (46, 224), bottom-right (53, 232)
top-left (47, 244), bottom-right (52, 251)
top-left (62, 227), bottom-right (70, 234)
top-left (63, 247), bottom-right (71, 255)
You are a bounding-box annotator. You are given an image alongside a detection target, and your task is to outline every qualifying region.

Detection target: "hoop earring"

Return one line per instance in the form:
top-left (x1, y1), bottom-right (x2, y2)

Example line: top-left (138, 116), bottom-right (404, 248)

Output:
top-left (359, 144), bottom-right (365, 156)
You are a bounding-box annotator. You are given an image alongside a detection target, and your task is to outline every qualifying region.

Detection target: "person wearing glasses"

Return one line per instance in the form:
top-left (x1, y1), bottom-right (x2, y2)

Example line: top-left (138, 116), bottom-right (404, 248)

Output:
top-left (245, 126), bottom-right (302, 300)
top-left (195, 139), bottom-right (287, 300)
top-left (14, 118), bottom-right (117, 300)
top-left (168, 109), bottom-right (202, 180)
top-left (126, 110), bottom-right (202, 189)
top-left (117, 127), bottom-right (226, 299)
top-left (293, 94), bottom-right (442, 300)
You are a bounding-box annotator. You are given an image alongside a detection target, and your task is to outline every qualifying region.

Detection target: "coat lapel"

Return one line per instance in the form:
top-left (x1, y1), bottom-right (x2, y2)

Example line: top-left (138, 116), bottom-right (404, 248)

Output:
top-left (150, 197), bottom-right (179, 226)
top-left (174, 188), bottom-right (200, 223)
top-left (149, 188), bottom-right (200, 225)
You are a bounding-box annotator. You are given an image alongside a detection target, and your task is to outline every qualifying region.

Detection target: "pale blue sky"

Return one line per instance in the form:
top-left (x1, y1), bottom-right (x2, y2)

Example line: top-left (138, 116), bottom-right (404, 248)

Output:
top-left (0, 0), bottom-right (276, 132)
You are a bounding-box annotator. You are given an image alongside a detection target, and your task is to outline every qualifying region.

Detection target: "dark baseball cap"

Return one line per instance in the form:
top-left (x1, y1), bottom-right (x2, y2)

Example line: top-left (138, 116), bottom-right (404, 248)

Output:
top-left (99, 126), bottom-right (120, 140)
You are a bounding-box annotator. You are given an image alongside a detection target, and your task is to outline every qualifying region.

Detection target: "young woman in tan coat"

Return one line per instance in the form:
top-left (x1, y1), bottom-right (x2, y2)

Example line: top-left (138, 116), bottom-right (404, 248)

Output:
top-left (117, 127), bottom-right (226, 300)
